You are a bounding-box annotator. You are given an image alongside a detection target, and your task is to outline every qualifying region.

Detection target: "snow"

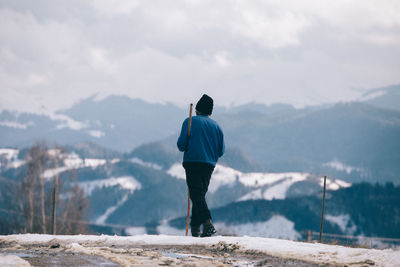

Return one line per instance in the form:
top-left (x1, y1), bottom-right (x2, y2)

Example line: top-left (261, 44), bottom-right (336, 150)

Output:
top-left (0, 149), bottom-right (19, 160)
top-left (360, 90), bottom-right (386, 101)
top-left (325, 214), bottom-right (357, 235)
top-left (130, 157), bottom-right (162, 170)
top-left (239, 172), bottom-right (308, 187)
top-left (84, 158), bottom-right (107, 168)
top-left (262, 175), bottom-right (307, 200)
top-left (238, 188), bottom-right (263, 201)
top-left (1, 234), bottom-right (399, 266)
top-left (324, 160), bottom-right (363, 175)
top-left (215, 215), bottom-right (301, 240)
top-left (51, 113), bottom-right (88, 131)
top-left (125, 227), bottom-right (147, 236)
top-left (0, 254), bottom-right (31, 266)
top-left (167, 163), bottom-right (310, 196)
top-left (319, 177), bottom-right (352, 191)
top-left (157, 220), bottom-right (185, 236)
top-left (110, 158), bottom-right (120, 164)
top-left (167, 163), bottom-right (186, 179)
top-left (79, 176), bottom-right (142, 196)
top-left (42, 153), bottom-right (107, 179)
top-left (63, 152), bottom-right (84, 168)
top-left (207, 165), bottom-right (238, 193)
top-left (6, 160), bottom-right (25, 169)
top-left (87, 130), bottom-right (105, 138)
top-left (0, 120), bottom-right (34, 129)
top-left (168, 163), bottom-right (354, 200)
top-left (42, 166), bottom-right (69, 179)
top-left (0, 149), bottom-right (25, 169)
top-left (96, 193), bottom-right (129, 224)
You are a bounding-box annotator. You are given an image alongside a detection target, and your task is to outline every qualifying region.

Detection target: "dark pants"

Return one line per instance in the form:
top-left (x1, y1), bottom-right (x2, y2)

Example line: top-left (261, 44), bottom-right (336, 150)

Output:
top-left (183, 162), bottom-right (215, 227)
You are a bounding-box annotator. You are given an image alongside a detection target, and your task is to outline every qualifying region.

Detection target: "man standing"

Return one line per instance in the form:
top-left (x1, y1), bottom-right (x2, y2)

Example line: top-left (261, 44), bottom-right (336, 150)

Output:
top-left (177, 94), bottom-right (225, 237)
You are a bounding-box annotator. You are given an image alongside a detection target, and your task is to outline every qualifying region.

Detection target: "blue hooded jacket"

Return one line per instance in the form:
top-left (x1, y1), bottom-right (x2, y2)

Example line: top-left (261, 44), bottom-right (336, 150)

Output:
top-left (177, 115), bottom-right (225, 166)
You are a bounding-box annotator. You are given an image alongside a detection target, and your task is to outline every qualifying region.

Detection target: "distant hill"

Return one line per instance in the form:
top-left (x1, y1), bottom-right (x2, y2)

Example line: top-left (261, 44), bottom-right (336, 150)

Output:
top-left (214, 102), bottom-right (400, 183)
top-left (169, 183), bottom-right (400, 239)
top-left (1, 86), bottom-right (400, 183)
top-left (361, 84), bottom-right (400, 112)
top-left (0, 142), bottom-right (347, 229)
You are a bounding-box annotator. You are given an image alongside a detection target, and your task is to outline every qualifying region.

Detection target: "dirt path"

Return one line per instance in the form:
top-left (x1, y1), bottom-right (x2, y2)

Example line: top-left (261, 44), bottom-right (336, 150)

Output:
top-left (1, 241), bottom-right (322, 266)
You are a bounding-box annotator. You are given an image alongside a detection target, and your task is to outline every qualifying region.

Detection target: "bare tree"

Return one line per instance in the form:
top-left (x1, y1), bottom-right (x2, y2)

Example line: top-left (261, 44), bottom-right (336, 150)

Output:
top-left (1, 141), bottom-right (90, 234)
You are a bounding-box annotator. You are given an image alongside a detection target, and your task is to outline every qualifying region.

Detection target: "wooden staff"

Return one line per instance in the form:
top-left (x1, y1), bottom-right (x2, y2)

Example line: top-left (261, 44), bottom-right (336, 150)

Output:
top-left (185, 103), bottom-right (193, 236)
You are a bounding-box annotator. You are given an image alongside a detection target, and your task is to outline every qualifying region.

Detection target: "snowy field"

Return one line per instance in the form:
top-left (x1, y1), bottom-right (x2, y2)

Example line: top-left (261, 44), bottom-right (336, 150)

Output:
top-left (0, 234), bottom-right (399, 266)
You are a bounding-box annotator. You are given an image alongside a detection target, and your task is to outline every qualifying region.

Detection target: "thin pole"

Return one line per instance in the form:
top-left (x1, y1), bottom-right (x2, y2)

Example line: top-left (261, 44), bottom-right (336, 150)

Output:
top-left (319, 175), bottom-right (327, 243)
top-left (52, 155), bottom-right (59, 235)
top-left (185, 103), bottom-right (193, 236)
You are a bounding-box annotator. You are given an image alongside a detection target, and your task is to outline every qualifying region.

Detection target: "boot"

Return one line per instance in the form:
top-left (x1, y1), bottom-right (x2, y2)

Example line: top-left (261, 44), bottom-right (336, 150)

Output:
top-left (191, 225), bottom-right (201, 237)
top-left (200, 219), bottom-right (216, 237)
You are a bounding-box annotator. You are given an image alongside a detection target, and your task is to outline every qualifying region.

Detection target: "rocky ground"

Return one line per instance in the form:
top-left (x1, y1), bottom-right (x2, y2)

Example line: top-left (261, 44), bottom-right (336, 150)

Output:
top-left (1, 234), bottom-right (398, 266)
top-left (0, 241), bottom-right (321, 266)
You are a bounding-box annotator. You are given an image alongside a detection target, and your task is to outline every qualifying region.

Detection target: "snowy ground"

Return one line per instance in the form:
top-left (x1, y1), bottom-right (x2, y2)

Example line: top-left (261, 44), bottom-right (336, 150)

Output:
top-left (0, 234), bottom-right (399, 266)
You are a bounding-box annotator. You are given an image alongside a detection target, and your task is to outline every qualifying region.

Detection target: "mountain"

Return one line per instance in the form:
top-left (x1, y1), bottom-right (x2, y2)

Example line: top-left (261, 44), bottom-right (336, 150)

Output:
top-left (1, 86), bottom-right (400, 184)
top-left (361, 84), bottom-right (400, 112)
top-left (214, 102), bottom-right (400, 183)
top-left (2, 142), bottom-right (399, 243)
top-left (0, 142), bottom-right (348, 229)
top-left (168, 183), bottom-right (400, 241)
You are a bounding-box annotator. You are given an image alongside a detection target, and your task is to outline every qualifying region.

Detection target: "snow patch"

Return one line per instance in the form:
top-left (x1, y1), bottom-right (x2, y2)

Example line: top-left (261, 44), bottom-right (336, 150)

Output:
top-left (168, 163), bottom-right (309, 195)
top-left (360, 90), bottom-right (386, 101)
top-left (130, 157), bottom-right (162, 170)
top-left (84, 158), bottom-right (107, 168)
top-left (0, 120), bottom-right (34, 129)
top-left (0, 148), bottom-right (25, 169)
top-left (52, 113), bottom-right (88, 131)
top-left (167, 163), bottom-right (185, 179)
top-left (111, 158), bottom-right (120, 164)
top-left (42, 154), bottom-right (107, 179)
top-left (262, 175), bottom-right (308, 200)
top-left (319, 177), bottom-right (352, 191)
top-left (324, 160), bottom-right (363, 175)
top-left (96, 193), bottom-right (129, 224)
top-left (239, 172), bottom-right (307, 187)
top-left (157, 220), bottom-right (185, 236)
top-left (238, 188), bottom-right (263, 201)
top-left (79, 176), bottom-right (142, 196)
top-left (0, 149), bottom-right (19, 160)
top-left (1, 234), bottom-right (399, 266)
top-left (125, 227), bottom-right (147, 236)
top-left (325, 214), bottom-right (357, 235)
top-left (215, 215), bottom-right (301, 240)
top-left (87, 130), bottom-right (105, 138)
top-left (208, 165), bottom-right (239, 193)
top-left (0, 254), bottom-right (31, 266)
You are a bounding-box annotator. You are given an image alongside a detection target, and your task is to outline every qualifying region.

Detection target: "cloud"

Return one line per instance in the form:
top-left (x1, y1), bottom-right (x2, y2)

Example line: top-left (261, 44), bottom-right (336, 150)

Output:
top-left (0, 0), bottom-right (399, 113)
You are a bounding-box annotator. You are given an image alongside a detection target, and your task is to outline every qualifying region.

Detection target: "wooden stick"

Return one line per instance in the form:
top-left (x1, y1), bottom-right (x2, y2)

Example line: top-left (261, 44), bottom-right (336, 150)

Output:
top-left (319, 175), bottom-right (327, 243)
top-left (185, 103), bottom-right (193, 237)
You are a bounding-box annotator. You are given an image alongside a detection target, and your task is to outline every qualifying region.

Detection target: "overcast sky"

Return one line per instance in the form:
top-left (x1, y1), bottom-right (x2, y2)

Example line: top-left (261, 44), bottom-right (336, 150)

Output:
top-left (1, 0), bottom-right (400, 113)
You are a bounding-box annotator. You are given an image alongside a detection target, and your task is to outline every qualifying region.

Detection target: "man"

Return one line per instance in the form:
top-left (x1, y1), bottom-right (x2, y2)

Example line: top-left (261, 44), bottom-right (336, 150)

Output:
top-left (177, 94), bottom-right (225, 237)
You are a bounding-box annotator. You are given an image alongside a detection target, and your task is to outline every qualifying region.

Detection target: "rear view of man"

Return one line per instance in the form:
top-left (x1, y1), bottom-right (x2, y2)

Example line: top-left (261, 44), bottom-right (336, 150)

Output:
top-left (177, 94), bottom-right (225, 237)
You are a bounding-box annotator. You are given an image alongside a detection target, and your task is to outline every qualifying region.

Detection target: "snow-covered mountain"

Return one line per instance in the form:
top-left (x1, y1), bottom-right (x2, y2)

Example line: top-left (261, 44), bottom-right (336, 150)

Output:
top-left (2, 88), bottom-right (400, 184)
top-left (0, 143), bottom-right (351, 236)
top-left (1, 142), bottom-right (400, 244)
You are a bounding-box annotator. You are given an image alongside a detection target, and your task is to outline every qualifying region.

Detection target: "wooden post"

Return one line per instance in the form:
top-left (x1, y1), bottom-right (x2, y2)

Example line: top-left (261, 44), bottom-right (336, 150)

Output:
top-left (185, 103), bottom-right (193, 236)
top-left (319, 175), bottom-right (327, 243)
top-left (307, 230), bottom-right (312, 243)
top-left (52, 155), bottom-right (59, 235)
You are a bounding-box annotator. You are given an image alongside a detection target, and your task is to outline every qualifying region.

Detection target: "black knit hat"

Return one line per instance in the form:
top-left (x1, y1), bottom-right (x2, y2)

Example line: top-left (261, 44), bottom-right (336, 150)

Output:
top-left (196, 94), bottom-right (214, 115)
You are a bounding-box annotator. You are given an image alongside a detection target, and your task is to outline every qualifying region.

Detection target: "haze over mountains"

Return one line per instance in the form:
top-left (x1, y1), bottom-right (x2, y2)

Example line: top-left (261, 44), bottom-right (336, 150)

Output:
top-left (1, 84), bottom-right (399, 184)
